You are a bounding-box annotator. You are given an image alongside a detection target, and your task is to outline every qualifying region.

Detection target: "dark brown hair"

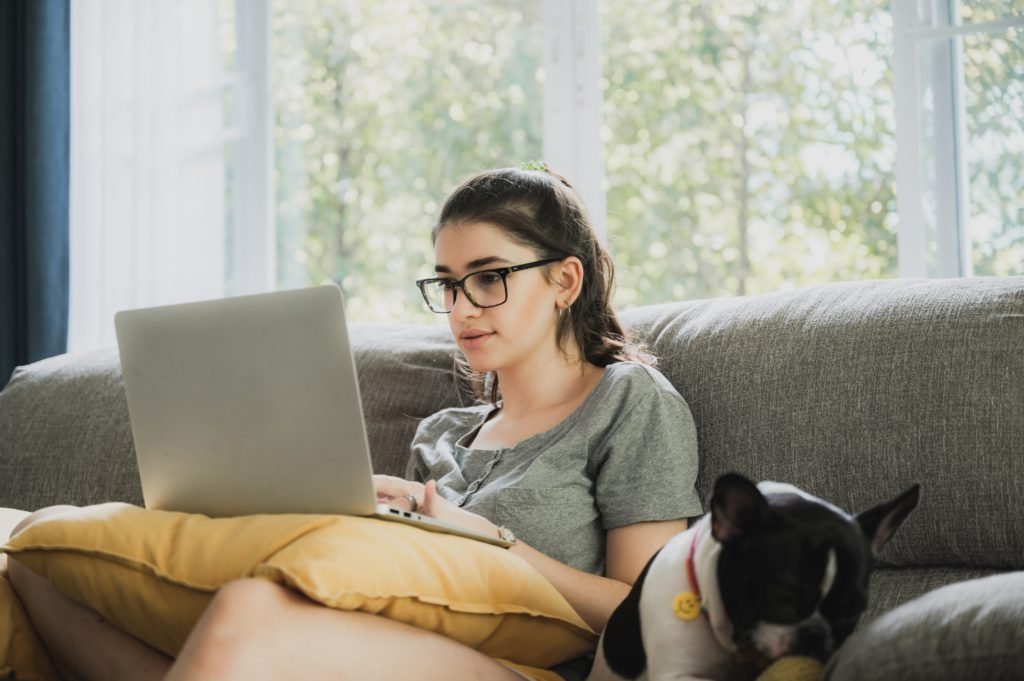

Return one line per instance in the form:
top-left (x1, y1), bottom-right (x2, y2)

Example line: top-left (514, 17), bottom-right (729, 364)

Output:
top-left (433, 166), bottom-right (654, 403)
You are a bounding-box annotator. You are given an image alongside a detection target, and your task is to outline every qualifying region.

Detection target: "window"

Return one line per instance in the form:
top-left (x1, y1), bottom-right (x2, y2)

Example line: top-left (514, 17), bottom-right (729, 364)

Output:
top-left (963, 22), bottom-right (1023, 275)
top-left (601, 0), bottom-right (898, 303)
top-left (69, 0), bottom-right (230, 352)
top-left (893, 0), bottom-right (1024, 277)
top-left (268, 0), bottom-right (545, 323)
top-left (242, 0), bottom-right (1020, 320)
top-left (69, 1), bottom-right (1024, 351)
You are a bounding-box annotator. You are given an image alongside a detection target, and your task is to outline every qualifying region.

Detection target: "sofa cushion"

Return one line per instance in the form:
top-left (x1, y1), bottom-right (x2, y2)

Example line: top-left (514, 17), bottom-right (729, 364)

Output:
top-left (863, 566), bottom-right (1002, 622)
top-left (347, 323), bottom-right (466, 477)
top-left (0, 324), bottom-right (465, 511)
top-left (825, 572), bottom-right (1024, 681)
top-left (621, 277), bottom-right (1024, 569)
top-left (3, 503), bottom-right (595, 669)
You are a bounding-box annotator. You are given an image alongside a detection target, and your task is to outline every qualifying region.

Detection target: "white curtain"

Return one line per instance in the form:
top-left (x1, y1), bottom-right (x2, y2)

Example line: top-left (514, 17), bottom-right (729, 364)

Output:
top-left (69, 0), bottom-right (228, 353)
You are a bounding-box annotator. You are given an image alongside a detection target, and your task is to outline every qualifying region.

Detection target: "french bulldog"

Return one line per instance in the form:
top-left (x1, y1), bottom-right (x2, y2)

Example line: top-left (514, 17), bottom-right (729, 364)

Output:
top-left (587, 473), bottom-right (920, 681)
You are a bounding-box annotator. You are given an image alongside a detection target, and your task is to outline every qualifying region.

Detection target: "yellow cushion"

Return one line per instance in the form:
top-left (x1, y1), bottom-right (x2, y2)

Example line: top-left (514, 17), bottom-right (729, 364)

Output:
top-left (0, 508), bottom-right (60, 681)
top-left (2, 503), bottom-right (595, 669)
top-left (496, 659), bottom-right (567, 681)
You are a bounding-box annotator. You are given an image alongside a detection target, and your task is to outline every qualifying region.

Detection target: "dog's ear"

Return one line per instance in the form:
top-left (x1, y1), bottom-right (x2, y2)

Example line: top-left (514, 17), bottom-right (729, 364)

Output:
top-left (855, 483), bottom-right (921, 557)
top-left (710, 473), bottom-right (769, 542)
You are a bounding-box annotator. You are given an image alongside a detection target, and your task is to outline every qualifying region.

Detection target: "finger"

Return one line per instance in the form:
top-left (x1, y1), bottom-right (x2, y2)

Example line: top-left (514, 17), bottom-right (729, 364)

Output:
top-left (373, 476), bottom-right (406, 497)
top-left (419, 480), bottom-right (438, 515)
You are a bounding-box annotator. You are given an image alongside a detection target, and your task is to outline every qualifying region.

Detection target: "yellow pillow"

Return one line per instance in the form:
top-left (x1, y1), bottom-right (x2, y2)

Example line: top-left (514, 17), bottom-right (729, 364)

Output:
top-left (2, 503), bottom-right (595, 669)
top-left (1, 508), bottom-right (60, 681)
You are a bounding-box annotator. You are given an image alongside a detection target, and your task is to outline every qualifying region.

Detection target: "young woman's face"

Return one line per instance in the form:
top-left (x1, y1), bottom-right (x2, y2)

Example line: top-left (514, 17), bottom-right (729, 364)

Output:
top-left (433, 222), bottom-right (562, 373)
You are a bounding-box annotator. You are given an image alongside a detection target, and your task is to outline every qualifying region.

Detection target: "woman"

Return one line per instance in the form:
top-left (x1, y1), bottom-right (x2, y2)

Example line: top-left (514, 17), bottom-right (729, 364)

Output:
top-left (8, 166), bottom-right (701, 680)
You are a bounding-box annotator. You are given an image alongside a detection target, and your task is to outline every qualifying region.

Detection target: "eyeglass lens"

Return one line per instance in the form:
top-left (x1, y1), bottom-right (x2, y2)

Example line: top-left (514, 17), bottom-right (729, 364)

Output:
top-left (424, 271), bottom-right (507, 312)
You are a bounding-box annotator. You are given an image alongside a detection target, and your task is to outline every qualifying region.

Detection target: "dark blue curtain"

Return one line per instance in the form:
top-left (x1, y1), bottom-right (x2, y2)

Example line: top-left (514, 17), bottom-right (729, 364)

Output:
top-left (0, 0), bottom-right (70, 388)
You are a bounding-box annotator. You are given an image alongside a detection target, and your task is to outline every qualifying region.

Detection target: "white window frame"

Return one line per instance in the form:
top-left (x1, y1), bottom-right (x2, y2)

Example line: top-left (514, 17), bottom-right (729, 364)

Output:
top-left (229, 0), bottom-right (275, 296)
top-left (893, 0), bottom-right (1024, 278)
top-left (541, 0), bottom-right (607, 239)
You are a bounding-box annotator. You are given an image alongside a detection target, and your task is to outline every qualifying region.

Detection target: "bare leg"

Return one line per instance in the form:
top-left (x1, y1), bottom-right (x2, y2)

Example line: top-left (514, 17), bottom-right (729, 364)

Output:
top-left (6, 506), bottom-right (173, 681)
top-left (166, 578), bottom-right (526, 681)
top-left (8, 505), bottom-right (80, 537)
top-left (9, 509), bottom-right (531, 681)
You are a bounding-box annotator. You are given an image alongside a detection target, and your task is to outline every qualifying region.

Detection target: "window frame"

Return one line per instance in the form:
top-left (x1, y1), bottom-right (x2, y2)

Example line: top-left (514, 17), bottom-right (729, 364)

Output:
top-left (230, 0), bottom-right (275, 296)
top-left (893, 0), bottom-right (1024, 277)
top-left (541, 0), bottom-right (607, 239)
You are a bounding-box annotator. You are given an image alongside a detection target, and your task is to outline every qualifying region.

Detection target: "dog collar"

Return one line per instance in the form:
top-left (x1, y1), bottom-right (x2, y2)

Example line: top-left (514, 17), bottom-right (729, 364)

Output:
top-left (672, 518), bottom-right (707, 621)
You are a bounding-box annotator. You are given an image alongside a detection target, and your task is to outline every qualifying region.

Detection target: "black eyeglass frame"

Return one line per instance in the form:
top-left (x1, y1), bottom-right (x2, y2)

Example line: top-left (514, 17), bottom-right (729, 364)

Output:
top-left (415, 257), bottom-right (563, 314)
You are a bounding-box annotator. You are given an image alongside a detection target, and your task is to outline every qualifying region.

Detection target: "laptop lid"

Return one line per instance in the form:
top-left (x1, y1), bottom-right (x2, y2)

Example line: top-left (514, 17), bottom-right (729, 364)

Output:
top-left (114, 284), bottom-right (378, 517)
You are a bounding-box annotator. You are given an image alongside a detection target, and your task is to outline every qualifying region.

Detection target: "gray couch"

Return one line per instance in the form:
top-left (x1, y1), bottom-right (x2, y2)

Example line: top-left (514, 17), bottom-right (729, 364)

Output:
top-left (2, 277), bottom-right (1023, 675)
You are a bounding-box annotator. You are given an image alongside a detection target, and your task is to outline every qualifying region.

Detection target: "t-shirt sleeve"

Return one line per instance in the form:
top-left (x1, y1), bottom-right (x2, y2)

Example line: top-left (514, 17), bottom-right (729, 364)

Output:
top-left (593, 371), bottom-right (703, 529)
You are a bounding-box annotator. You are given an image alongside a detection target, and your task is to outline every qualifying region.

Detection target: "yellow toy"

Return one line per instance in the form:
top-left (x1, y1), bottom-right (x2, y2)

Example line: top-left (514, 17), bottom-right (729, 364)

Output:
top-left (755, 655), bottom-right (825, 681)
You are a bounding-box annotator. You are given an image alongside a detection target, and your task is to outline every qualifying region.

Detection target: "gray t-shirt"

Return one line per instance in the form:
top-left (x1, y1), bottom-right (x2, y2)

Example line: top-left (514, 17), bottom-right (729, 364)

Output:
top-left (405, 361), bottom-right (702, 575)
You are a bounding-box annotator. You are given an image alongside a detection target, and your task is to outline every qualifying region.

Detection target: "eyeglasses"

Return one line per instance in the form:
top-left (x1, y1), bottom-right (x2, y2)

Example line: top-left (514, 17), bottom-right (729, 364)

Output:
top-left (415, 258), bottom-right (562, 314)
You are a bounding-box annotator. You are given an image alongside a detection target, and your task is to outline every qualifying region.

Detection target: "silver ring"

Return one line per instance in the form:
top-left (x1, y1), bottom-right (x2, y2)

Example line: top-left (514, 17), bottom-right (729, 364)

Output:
top-left (403, 494), bottom-right (419, 513)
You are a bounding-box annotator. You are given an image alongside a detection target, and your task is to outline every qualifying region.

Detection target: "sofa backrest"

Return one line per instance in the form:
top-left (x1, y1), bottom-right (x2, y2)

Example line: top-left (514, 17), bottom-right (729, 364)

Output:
top-left (0, 323), bottom-right (468, 511)
top-left (2, 277), bottom-right (1021, 570)
top-left (619, 277), bottom-right (1023, 570)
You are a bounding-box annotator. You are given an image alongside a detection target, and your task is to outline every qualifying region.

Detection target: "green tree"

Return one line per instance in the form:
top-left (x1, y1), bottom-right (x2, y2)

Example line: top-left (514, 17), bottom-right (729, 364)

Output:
top-left (268, 0), bottom-right (1022, 323)
top-left (272, 0), bottom-right (543, 324)
top-left (961, 18), bottom-right (1024, 276)
top-left (601, 0), bottom-right (899, 305)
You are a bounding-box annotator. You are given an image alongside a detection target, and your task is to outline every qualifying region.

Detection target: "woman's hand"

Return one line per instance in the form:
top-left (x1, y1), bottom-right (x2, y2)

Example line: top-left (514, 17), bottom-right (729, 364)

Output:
top-left (372, 474), bottom-right (424, 509)
top-left (418, 481), bottom-right (497, 537)
top-left (372, 476), bottom-right (498, 538)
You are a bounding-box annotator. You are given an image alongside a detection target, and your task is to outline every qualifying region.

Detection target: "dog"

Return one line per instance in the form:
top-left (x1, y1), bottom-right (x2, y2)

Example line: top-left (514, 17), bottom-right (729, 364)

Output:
top-left (587, 473), bottom-right (920, 681)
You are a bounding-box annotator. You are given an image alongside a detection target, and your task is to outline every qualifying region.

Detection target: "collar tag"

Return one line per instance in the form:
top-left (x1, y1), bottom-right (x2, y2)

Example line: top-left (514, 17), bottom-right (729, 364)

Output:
top-left (672, 591), bottom-right (702, 620)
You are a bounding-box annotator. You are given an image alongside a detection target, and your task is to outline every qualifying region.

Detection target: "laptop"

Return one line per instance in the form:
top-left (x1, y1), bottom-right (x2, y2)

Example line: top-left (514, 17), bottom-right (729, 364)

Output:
top-left (114, 284), bottom-right (510, 547)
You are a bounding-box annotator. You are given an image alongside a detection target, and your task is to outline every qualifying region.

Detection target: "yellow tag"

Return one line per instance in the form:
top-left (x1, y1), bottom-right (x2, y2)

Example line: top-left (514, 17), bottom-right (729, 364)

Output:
top-left (672, 591), bottom-right (701, 620)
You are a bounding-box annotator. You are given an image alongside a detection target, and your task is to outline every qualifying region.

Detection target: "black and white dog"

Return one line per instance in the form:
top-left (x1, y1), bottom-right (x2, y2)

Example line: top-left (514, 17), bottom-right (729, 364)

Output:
top-left (587, 473), bottom-right (920, 681)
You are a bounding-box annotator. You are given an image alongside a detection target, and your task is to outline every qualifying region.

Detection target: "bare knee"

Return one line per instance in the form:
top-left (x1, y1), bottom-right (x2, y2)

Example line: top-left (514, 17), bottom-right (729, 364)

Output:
top-left (191, 578), bottom-right (294, 647)
top-left (208, 578), bottom-right (296, 623)
top-left (6, 506), bottom-right (80, 599)
top-left (10, 504), bottom-right (80, 538)
top-left (172, 579), bottom-right (296, 678)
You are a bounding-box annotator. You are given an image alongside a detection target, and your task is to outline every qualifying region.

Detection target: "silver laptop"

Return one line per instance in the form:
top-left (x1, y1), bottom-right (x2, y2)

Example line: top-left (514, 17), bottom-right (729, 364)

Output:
top-left (114, 284), bottom-right (509, 547)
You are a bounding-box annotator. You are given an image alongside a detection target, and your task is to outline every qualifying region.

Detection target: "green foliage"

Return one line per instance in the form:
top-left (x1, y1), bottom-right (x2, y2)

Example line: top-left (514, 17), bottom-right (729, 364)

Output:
top-left (269, 0), bottom-right (1022, 323)
top-left (272, 0), bottom-right (543, 324)
top-left (962, 24), bottom-right (1024, 275)
top-left (601, 0), bottom-right (901, 304)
